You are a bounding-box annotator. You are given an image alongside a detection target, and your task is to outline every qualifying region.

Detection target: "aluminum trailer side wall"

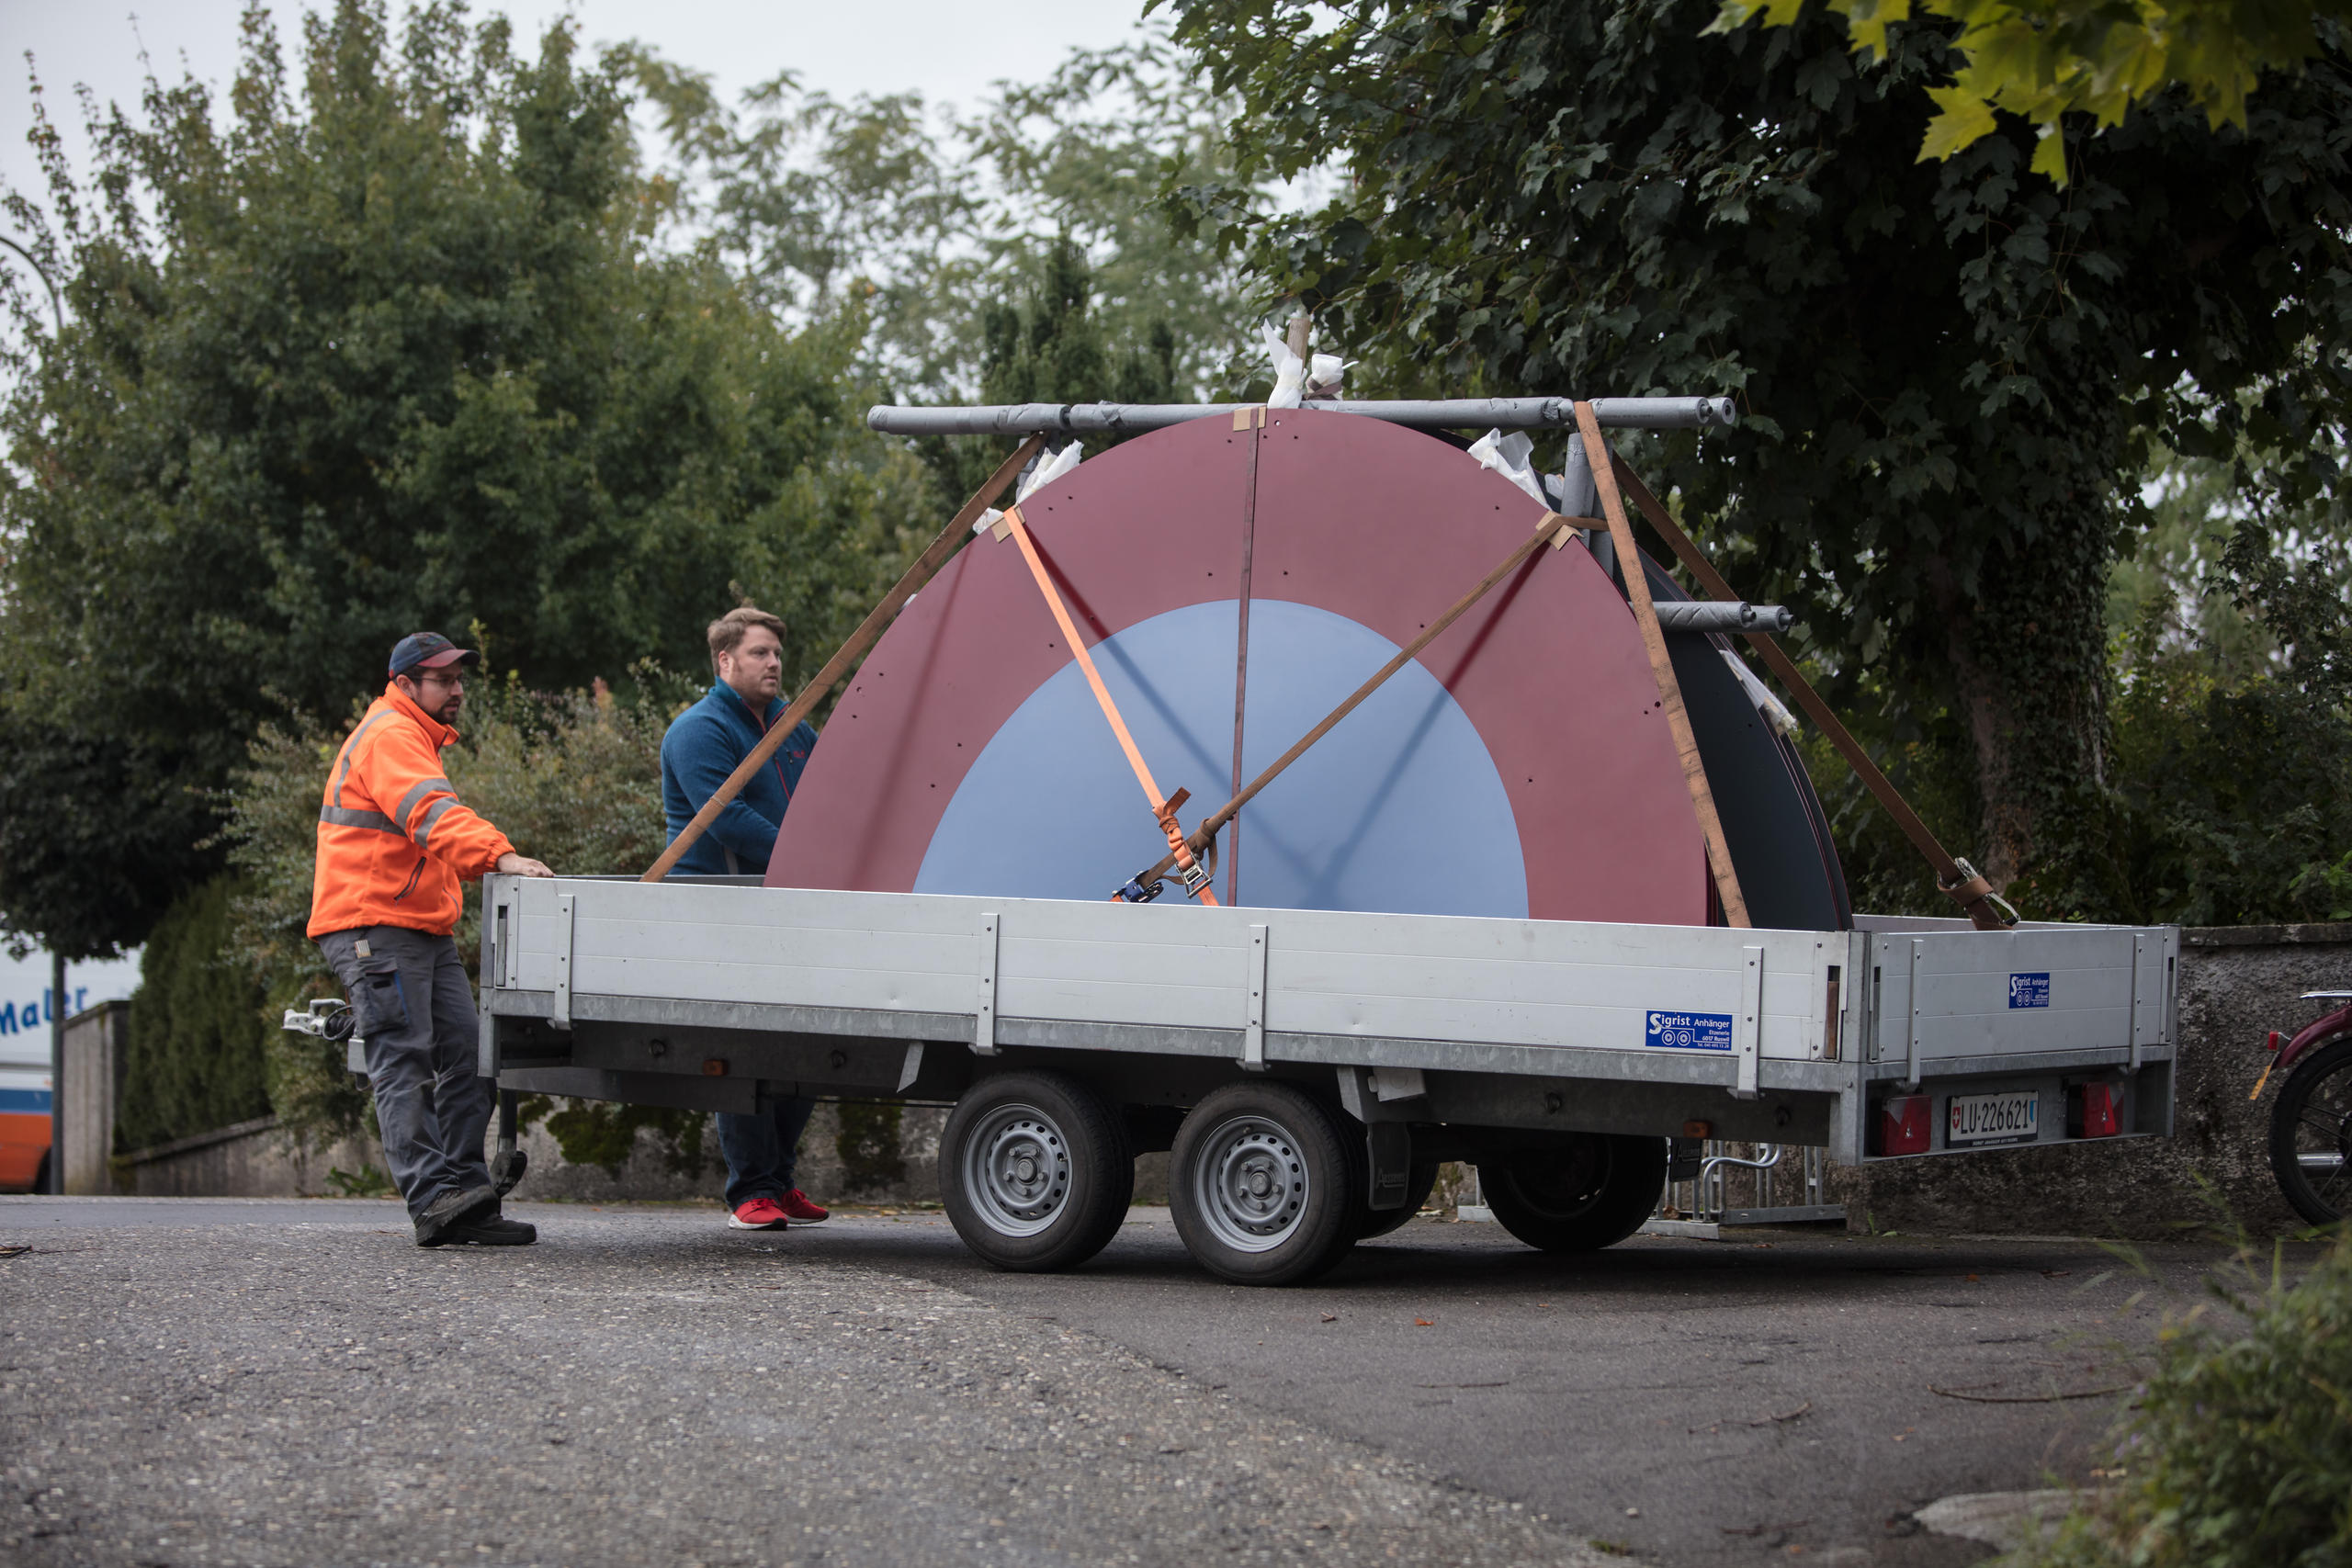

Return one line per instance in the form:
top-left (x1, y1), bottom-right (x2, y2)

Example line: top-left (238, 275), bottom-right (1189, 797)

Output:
top-left (478, 877), bottom-right (2177, 1167)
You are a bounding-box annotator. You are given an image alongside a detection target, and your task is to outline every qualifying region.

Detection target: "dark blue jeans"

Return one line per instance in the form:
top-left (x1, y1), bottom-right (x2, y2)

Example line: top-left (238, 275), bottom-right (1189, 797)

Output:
top-left (717, 1097), bottom-right (819, 1210)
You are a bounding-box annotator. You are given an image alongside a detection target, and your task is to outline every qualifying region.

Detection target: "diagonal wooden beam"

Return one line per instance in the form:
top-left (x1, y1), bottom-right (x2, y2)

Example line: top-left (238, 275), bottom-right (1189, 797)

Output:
top-left (1610, 458), bottom-right (2013, 930)
top-left (643, 436), bottom-right (1046, 883)
top-left (1136, 509), bottom-right (1569, 892)
top-left (1574, 402), bottom-right (1751, 928)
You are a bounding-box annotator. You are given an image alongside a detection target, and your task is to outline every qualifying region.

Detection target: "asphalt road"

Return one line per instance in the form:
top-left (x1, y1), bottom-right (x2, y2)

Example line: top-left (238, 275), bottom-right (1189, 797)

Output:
top-left (0, 1197), bottom-right (2238, 1568)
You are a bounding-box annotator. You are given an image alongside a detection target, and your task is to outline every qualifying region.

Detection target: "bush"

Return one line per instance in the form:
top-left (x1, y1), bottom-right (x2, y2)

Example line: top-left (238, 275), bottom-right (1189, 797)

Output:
top-left (836, 1102), bottom-right (908, 1192)
top-left (2018, 1233), bottom-right (2352, 1568)
top-left (116, 877), bottom-right (272, 1151)
top-left (222, 666), bottom-right (707, 1161)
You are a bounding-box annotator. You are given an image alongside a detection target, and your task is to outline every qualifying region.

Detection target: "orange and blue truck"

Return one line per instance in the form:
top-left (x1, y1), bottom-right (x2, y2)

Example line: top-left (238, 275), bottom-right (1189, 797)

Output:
top-left (0, 992), bottom-right (61, 1192)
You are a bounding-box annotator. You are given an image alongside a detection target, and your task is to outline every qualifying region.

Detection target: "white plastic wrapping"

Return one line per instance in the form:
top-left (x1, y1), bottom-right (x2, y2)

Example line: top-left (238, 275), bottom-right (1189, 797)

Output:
top-left (976, 441), bottom-right (1085, 536)
top-left (1262, 325), bottom-right (1306, 409)
top-left (1304, 353), bottom-right (1348, 400)
top-left (1467, 427), bottom-right (1548, 505)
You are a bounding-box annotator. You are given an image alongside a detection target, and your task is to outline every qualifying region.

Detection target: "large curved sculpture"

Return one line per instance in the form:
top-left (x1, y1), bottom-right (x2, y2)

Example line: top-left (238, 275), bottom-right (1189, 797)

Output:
top-left (771, 408), bottom-right (1846, 931)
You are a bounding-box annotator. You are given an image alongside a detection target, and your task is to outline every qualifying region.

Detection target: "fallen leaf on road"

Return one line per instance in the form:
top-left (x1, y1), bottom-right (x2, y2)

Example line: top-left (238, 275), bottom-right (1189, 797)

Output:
top-left (1414, 1318), bottom-right (1434, 1326)
top-left (1748, 1401), bottom-right (1811, 1426)
top-left (1320, 1314), bottom-right (1338, 1323)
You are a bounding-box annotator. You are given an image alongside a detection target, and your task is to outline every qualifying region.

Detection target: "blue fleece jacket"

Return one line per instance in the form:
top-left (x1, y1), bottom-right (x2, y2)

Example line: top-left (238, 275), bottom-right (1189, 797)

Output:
top-left (659, 682), bottom-right (819, 876)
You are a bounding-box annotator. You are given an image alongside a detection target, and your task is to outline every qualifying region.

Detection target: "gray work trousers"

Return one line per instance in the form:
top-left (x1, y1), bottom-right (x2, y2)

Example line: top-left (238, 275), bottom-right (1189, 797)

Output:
top-left (316, 925), bottom-right (492, 1222)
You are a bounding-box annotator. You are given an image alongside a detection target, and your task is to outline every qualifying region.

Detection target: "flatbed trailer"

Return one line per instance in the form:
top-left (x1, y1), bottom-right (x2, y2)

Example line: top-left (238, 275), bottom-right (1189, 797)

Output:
top-left (477, 873), bottom-right (2177, 1284)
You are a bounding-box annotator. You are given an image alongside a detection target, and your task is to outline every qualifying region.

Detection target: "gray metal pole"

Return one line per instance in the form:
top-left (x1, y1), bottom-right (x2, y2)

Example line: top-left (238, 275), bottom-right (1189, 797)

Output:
top-left (48, 951), bottom-right (64, 1194)
top-left (865, 395), bottom-right (1737, 439)
top-left (1652, 602), bottom-right (1793, 633)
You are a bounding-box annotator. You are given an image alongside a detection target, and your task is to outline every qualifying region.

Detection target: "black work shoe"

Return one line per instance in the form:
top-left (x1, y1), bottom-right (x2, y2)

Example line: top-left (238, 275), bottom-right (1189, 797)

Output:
top-left (436, 1213), bottom-right (537, 1247)
top-left (413, 1183), bottom-right (498, 1247)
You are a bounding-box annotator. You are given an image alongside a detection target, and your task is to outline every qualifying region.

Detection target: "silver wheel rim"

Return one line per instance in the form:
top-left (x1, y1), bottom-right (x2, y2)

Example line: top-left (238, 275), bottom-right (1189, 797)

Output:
top-left (1192, 1113), bottom-right (1310, 1254)
top-left (962, 1102), bottom-right (1071, 1237)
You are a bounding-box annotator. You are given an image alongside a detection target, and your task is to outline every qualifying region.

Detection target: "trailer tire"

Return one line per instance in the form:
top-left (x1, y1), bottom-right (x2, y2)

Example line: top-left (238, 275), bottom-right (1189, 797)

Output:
top-left (1170, 1083), bottom-right (1361, 1286)
top-left (1479, 1134), bottom-right (1666, 1254)
top-left (1356, 1162), bottom-right (1441, 1240)
top-left (2268, 1034), bottom-right (2352, 1226)
top-left (941, 1071), bottom-right (1134, 1272)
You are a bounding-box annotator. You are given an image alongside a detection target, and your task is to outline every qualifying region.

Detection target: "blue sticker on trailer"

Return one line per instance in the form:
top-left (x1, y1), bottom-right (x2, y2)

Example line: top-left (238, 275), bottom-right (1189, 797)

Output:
top-left (1645, 1010), bottom-right (1735, 1052)
top-left (2008, 972), bottom-right (2051, 1010)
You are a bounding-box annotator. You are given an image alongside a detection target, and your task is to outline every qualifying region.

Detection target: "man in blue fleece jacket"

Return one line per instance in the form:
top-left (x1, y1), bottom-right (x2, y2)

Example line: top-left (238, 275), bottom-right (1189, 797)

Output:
top-left (661, 605), bottom-right (829, 1231)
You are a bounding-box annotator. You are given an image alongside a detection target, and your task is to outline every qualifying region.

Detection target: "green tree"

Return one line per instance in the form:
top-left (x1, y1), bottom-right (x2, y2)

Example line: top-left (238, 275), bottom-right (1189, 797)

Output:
top-left (1716, 0), bottom-right (2352, 183)
top-left (1167, 0), bottom-right (2352, 898)
top-left (922, 237), bottom-right (1183, 502)
top-left (0, 1), bottom-right (926, 955)
top-left (618, 27), bottom-right (1250, 400)
top-left (117, 876), bottom-right (273, 1151)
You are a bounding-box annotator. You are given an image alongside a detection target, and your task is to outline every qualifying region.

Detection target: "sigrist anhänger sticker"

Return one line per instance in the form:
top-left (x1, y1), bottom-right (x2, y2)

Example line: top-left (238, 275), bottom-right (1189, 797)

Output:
top-left (1645, 1010), bottom-right (1734, 1052)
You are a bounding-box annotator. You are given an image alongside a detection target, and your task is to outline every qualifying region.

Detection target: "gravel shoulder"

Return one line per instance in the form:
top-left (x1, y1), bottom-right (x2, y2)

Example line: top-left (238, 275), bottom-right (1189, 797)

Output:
top-left (0, 1199), bottom-right (2263, 1568)
top-left (1, 1201), bottom-right (1614, 1568)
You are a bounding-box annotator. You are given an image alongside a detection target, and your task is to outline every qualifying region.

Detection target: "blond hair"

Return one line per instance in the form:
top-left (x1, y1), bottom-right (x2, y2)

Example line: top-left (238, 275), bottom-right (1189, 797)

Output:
top-left (707, 606), bottom-right (786, 677)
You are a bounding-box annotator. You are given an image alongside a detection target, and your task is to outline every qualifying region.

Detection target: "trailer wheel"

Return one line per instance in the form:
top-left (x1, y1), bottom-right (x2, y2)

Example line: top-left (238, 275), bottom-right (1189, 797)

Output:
top-left (941, 1071), bottom-right (1134, 1272)
top-left (2268, 1035), bottom-right (2352, 1226)
top-left (1357, 1162), bottom-right (1441, 1240)
top-left (1479, 1134), bottom-right (1666, 1254)
top-left (1170, 1083), bottom-right (1361, 1286)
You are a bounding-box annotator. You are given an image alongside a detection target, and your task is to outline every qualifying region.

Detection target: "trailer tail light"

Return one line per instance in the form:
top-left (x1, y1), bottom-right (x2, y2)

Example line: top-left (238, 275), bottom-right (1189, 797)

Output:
top-left (1871, 1095), bottom-right (1932, 1156)
top-left (2070, 1081), bottom-right (2120, 1139)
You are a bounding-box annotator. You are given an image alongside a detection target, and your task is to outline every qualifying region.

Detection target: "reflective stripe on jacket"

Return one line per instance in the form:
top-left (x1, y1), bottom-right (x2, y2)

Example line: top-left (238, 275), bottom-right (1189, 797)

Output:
top-left (306, 683), bottom-right (516, 939)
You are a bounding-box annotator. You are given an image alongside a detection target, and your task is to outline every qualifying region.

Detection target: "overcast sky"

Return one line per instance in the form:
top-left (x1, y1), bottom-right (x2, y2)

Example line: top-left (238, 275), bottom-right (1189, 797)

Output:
top-left (2, 0), bottom-right (1155, 218)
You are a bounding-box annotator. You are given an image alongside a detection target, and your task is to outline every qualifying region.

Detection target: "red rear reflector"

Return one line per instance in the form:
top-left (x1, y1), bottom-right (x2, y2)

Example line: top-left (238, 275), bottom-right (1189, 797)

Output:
top-left (1871, 1095), bottom-right (1932, 1156)
top-left (2267, 1030), bottom-right (2284, 1053)
top-left (2071, 1081), bottom-right (2120, 1139)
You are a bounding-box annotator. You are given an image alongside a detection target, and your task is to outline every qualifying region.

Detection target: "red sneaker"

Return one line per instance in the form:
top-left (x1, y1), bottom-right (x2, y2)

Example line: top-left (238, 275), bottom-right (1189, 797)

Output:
top-left (728, 1197), bottom-right (790, 1230)
top-left (777, 1190), bottom-right (830, 1224)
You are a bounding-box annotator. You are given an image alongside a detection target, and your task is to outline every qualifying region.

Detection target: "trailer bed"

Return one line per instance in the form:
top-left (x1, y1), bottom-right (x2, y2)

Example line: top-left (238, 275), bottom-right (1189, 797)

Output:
top-left (479, 875), bottom-right (2177, 1166)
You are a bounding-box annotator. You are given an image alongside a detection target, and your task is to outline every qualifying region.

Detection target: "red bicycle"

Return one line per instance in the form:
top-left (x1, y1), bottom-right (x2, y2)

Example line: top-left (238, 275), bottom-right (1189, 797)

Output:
top-left (2263, 990), bottom-right (2352, 1225)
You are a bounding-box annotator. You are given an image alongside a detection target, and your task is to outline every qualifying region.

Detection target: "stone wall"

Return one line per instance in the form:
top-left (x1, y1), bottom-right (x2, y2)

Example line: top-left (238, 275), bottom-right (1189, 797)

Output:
top-left (1832, 922), bottom-right (2352, 1239)
top-left (113, 1100), bottom-right (953, 1207)
top-left (120, 1116), bottom-right (389, 1198)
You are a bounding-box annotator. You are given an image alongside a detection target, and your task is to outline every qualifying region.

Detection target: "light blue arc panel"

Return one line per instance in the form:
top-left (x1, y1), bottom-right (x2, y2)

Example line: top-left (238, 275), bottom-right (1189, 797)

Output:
top-left (915, 600), bottom-right (1527, 918)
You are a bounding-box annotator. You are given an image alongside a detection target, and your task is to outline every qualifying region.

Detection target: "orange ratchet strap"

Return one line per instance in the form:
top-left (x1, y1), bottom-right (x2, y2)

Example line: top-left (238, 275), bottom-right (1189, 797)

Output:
top-left (1001, 505), bottom-right (1221, 906)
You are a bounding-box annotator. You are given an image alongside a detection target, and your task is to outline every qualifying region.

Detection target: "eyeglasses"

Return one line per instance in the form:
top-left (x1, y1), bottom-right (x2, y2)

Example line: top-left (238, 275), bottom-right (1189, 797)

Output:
top-left (405, 668), bottom-right (466, 688)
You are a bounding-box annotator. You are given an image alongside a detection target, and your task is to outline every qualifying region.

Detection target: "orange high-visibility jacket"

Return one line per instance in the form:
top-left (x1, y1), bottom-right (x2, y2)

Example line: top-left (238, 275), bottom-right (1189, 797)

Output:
top-left (307, 684), bottom-right (516, 939)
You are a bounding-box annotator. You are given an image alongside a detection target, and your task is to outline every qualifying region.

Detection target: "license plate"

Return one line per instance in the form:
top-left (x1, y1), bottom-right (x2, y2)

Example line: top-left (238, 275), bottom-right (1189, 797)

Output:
top-left (1947, 1090), bottom-right (2039, 1148)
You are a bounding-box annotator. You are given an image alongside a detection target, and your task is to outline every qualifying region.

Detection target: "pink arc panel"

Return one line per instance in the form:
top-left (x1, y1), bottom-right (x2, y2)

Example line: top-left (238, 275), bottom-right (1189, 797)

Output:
top-left (771, 409), bottom-right (1709, 926)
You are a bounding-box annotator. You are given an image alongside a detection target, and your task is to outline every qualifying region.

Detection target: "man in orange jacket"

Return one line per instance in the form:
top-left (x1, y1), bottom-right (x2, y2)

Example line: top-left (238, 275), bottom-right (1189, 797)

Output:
top-left (310, 633), bottom-right (554, 1247)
